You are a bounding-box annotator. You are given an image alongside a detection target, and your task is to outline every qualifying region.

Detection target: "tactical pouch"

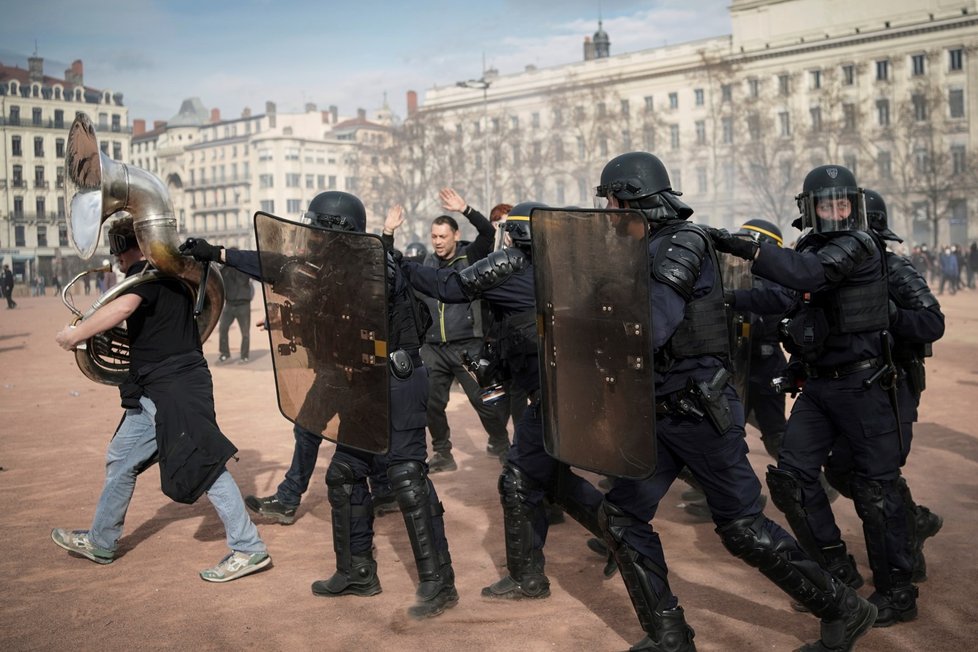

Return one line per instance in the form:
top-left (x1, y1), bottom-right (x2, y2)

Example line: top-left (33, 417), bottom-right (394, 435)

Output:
top-left (779, 306), bottom-right (829, 361)
top-left (689, 367), bottom-right (734, 434)
top-left (903, 357), bottom-right (926, 398)
top-left (388, 349), bottom-right (414, 380)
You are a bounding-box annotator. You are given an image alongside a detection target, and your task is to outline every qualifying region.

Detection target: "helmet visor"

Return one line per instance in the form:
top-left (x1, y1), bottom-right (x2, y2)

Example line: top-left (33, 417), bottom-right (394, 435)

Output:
top-left (801, 187), bottom-right (867, 234)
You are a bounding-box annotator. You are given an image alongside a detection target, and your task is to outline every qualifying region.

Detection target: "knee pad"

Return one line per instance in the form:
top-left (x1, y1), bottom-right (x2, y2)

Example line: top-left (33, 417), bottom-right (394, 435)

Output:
top-left (388, 461), bottom-right (429, 511)
top-left (766, 466), bottom-right (805, 517)
top-left (326, 460), bottom-right (362, 507)
top-left (850, 476), bottom-right (887, 529)
top-left (498, 463), bottom-right (538, 509)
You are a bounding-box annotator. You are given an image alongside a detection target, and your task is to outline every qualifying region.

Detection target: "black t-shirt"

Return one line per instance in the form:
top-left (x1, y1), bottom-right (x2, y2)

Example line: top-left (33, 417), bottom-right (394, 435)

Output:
top-left (122, 261), bottom-right (202, 371)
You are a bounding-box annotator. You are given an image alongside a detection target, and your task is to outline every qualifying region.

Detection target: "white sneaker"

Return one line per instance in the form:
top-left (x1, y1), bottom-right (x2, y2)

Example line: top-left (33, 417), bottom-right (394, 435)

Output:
top-left (199, 551), bottom-right (271, 583)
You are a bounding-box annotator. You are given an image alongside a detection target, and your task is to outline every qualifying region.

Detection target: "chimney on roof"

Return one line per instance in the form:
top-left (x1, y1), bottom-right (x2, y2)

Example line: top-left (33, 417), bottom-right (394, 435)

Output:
top-left (330, 105), bottom-right (338, 123)
top-left (242, 107), bottom-right (252, 118)
top-left (153, 120), bottom-right (165, 130)
top-left (133, 119), bottom-right (146, 136)
top-left (28, 55), bottom-right (43, 83)
top-left (65, 59), bottom-right (84, 85)
top-left (305, 102), bottom-right (317, 112)
top-left (407, 90), bottom-right (418, 117)
top-left (210, 108), bottom-right (221, 123)
top-left (321, 110), bottom-right (331, 124)
top-left (584, 35), bottom-right (595, 61)
top-left (357, 108), bottom-right (366, 120)
top-left (265, 101), bottom-right (277, 115)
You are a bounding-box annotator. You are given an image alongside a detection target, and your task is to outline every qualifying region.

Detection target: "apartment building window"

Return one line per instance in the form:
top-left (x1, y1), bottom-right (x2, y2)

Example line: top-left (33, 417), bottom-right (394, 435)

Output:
top-left (54, 109), bottom-right (64, 128)
top-left (492, 117), bottom-right (500, 133)
top-left (721, 84), bottom-right (732, 103)
top-left (911, 54), bottom-right (926, 76)
top-left (11, 135), bottom-right (21, 156)
top-left (258, 148), bottom-right (272, 161)
top-left (113, 142), bottom-right (122, 160)
top-left (643, 127), bottom-right (655, 151)
top-left (34, 165), bottom-right (45, 187)
top-left (747, 113), bottom-right (761, 140)
top-left (669, 92), bottom-right (678, 109)
top-left (912, 94), bottom-right (928, 121)
top-left (12, 164), bottom-right (24, 187)
top-left (287, 199), bottom-right (302, 214)
top-left (259, 174), bottom-right (274, 188)
top-left (37, 226), bottom-right (48, 248)
top-left (876, 60), bottom-right (889, 81)
top-left (779, 112), bottom-right (791, 137)
top-left (13, 197), bottom-right (24, 220)
top-left (696, 167), bottom-right (708, 193)
top-left (694, 89), bottom-right (704, 106)
top-left (345, 177), bottom-right (357, 192)
top-left (721, 116), bottom-right (734, 144)
top-left (473, 121), bottom-right (481, 136)
top-left (876, 99), bottom-right (890, 127)
top-left (951, 145), bottom-right (967, 175)
top-left (286, 173), bottom-right (300, 187)
top-left (554, 137), bottom-right (565, 161)
top-left (15, 226), bottom-right (26, 247)
top-left (695, 120), bottom-right (706, 145)
top-left (810, 106), bottom-right (822, 132)
top-left (513, 144), bottom-right (522, 166)
top-left (111, 114), bottom-right (121, 132)
top-left (285, 148), bottom-right (300, 161)
top-left (55, 138), bottom-right (65, 158)
top-left (842, 64), bottom-right (855, 86)
top-left (305, 174), bottom-right (314, 189)
top-left (553, 108), bottom-right (563, 125)
top-left (9, 105), bottom-right (20, 125)
top-left (59, 223), bottom-right (69, 247)
top-left (914, 148), bottom-right (930, 174)
top-left (328, 175), bottom-right (336, 188)
top-left (949, 89), bottom-right (965, 118)
top-left (809, 70), bottom-right (821, 90)
top-left (949, 48), bottom-right (963, 71)
top-left (57, 196), bottom-right (65, 216)
top-left (34, 137), bottom-right (44, 157)
top-left (778, 74), bottom-right (791, 96)
top-left (748, 78), bottom-right (760, 98)
top-left (622, 130), bottom-right (632, 151)
top-left (32, 107), bottom-right (42, 125)
top-left (532, 112), bottom-right (541, 128)
top-left (56, 166), bottom-right (64, 189)
top-left (843, 103), bottom-right (857, 131)
top-left (511, 115), bottom-right (520, 129)
top-left (669, 124), bottom-right (680, 149)
top-left (644, 96), bottom-right (654, 112)
top-left (260, 200), bottom-right (274, 213)
top-left (318, 175), bottom-right (326, 189)
top-left (620, 100), bottom-right (629, 117)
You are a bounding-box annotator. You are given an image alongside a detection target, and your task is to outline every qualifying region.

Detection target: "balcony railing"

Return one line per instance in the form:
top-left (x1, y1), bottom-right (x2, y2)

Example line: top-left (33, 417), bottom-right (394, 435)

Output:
top-left (0, 117), bottom-right (131, 133)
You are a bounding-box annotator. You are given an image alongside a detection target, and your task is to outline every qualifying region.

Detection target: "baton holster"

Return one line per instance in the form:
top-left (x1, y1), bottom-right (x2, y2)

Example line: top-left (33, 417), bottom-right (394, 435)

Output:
top-left (687, 367), bottom-right (734, 434)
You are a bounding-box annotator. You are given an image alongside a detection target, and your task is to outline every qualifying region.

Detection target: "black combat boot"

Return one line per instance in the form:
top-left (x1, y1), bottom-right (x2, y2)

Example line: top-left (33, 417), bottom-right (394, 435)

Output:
top-left (629, 607), bottom-right (696, 652)
top-left (911, 506), bottom-right (943, 582)
top-left (409, 549), bottom-right (459, 619)
top-left (311, 553), bottom-right (381, 596)
top-left (869, 571), bottom-right (918, 627)
top-left (796, 584), bottom-right (877, 652)
top-left (820, 542), bottom-right (864, 589)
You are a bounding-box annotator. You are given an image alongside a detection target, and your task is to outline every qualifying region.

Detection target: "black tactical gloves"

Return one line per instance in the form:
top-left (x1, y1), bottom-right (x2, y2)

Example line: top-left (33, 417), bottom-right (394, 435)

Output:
top-left (179, 238), bottom-right (224, 263)
top-left (708, 228), bottom-right (759, 261)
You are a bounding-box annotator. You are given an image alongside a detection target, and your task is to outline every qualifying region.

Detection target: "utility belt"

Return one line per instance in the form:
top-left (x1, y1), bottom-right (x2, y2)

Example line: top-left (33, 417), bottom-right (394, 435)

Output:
top-left (654, 367), bottom-right (734, 434)
top-left (388, 348), bottom-right (424, 380)
top-left (804, 357), bottom-right (881, 380)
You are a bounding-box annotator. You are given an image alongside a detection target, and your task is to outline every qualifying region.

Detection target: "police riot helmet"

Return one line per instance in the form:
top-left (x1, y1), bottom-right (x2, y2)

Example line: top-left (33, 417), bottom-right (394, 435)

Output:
top-left (503, 201), bottom-right (547, 249)
top-left (736, 218), bottom-right (783, 248)
top-left (595, 151), bottom-right (692, 221)
top-left (404, 241), bottom-right (428, 262)
top-left (795, 165), bottom-right (866, 234)
top-left (305, 191), bottom-right (366, 233)
top-left (864, 189), bottom-right (902, 242)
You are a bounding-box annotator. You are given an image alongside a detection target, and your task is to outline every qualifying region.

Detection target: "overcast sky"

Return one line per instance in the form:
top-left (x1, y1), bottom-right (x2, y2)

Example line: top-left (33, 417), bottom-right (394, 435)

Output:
top-left (2, 0), bottom-right (731, 124)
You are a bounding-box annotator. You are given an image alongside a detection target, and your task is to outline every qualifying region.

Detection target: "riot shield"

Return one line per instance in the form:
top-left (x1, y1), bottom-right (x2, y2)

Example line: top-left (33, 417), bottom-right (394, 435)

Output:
top-left (719, 253), bottom-right (753, 403)
top-left (532, 208), bottom-right (656, 479)
top-left (254, 212), bottom-right (390, 454)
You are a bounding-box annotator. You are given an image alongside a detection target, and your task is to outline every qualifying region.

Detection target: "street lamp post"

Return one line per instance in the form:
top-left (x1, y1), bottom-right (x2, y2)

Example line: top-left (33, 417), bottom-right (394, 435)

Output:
top-left (456, 77), bottom-right (491, 210)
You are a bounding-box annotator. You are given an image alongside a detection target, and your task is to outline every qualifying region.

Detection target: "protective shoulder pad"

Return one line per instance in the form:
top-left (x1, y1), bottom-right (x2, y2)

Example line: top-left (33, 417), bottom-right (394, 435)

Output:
top-left (886, 252), bottom-right (940, 310)
top-left (459, 248), bottom-right (527, 296)
top-left (817, 231), bottom-right (877, 284)
top-left (652, 224), bottom-right (709, 300)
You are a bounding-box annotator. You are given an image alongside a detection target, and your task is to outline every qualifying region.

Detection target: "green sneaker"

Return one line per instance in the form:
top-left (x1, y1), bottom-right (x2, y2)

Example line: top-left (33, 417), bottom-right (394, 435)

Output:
top-left (200, 551), bottom-right (271, 583)
top-left (51, 528), bottom-right (114, 565)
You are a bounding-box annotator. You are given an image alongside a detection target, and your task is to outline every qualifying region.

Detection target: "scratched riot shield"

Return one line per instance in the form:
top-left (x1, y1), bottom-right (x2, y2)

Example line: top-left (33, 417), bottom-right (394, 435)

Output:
top-left (254, 212), bottom-right (390, 454)
top-left (532, 208), bottom-right (656, 479)
top-left (719, 252), bottom-right (753, 403)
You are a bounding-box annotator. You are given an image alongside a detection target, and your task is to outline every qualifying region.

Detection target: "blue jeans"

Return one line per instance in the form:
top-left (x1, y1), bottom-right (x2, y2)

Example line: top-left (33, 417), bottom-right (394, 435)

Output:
top-left (89, 396), bottom-right (265, 554)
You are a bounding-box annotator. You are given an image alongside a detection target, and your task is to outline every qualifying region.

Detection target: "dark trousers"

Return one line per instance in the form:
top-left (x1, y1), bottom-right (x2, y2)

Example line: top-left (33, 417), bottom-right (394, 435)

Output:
top-left (778, 371), bottom-right (913, 574)
top-left (606, 386), bottom-right (783, 601)
top-left (3, 286), bottom-right (15, 308)
top-left (507, 401), bottom-right (605, 550)
top-left (421, 339), bottom-right (509, 453)
top-left (218, 301), bottom-right (251, 358)
top-left (746, 351), bottom-right (788, 456)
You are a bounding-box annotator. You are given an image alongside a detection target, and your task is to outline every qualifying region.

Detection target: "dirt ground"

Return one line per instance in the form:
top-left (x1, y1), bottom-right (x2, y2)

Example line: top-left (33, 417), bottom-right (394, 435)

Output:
top-left (1, 288), bottom-right (976, 652)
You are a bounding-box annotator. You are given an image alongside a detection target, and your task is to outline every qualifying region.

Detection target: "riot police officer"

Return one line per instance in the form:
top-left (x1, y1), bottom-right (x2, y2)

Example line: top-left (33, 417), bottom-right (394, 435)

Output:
top-left (599, 153), bottom-right (876, 651)
top-left (180, 191), bottom-right (458, 619)
top-left (821, 190), bottom-right (944, 586)
top-left (710, 166), bottom-right (918, 628)
top-left (399, 202), bottom-right (607, 601)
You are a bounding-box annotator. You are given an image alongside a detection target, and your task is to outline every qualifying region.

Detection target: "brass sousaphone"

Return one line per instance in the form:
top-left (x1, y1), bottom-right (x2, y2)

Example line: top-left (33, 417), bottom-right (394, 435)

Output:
top-left (61, 112), bottom-right (224, 385)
